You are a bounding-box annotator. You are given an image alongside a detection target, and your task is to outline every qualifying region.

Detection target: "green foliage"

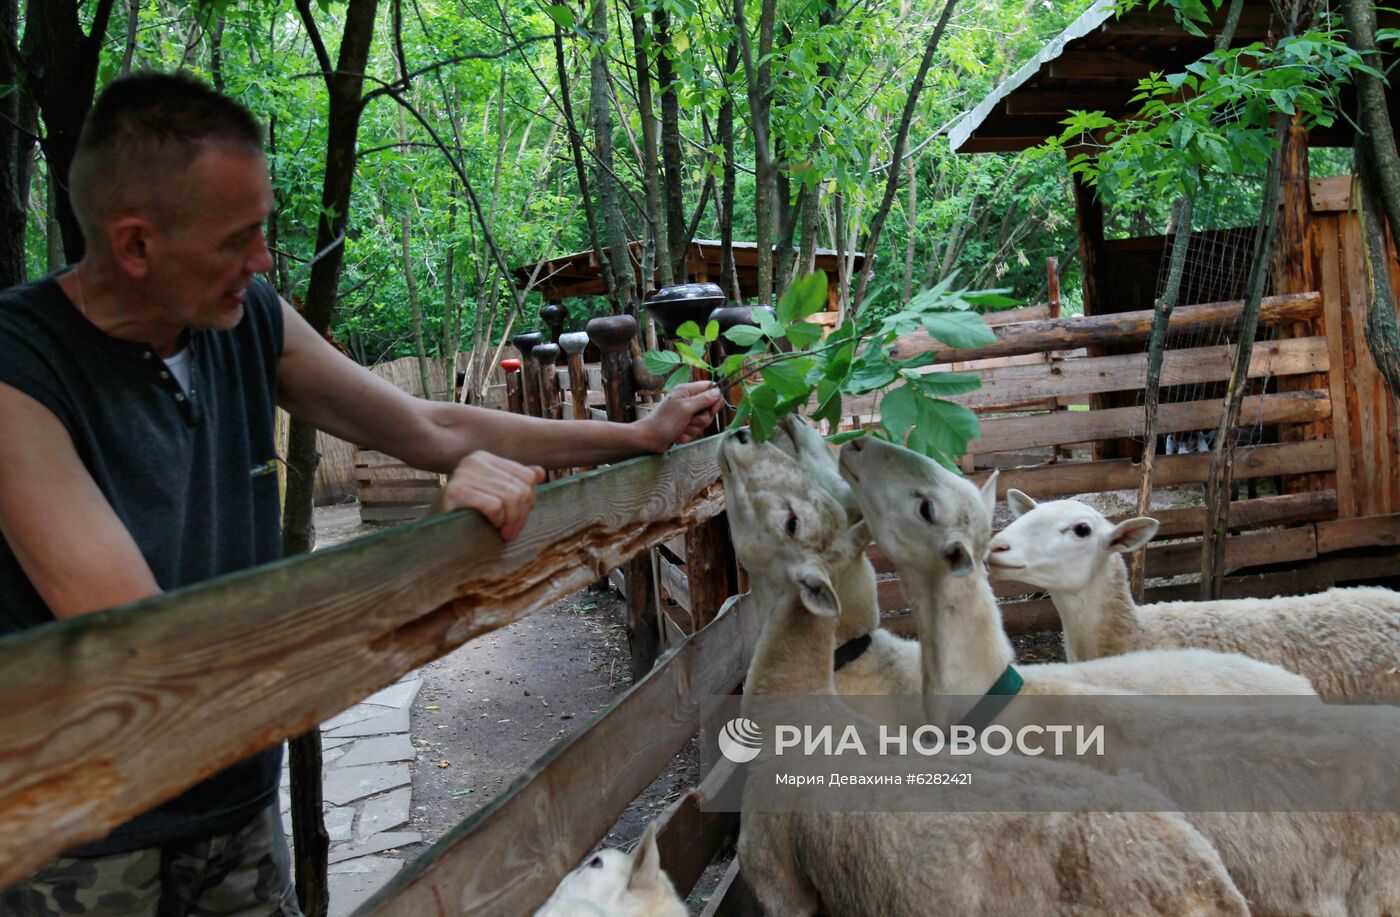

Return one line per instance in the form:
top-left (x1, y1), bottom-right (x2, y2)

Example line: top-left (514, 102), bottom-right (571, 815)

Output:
top-left (649, 272), bottom-right (1003, 465)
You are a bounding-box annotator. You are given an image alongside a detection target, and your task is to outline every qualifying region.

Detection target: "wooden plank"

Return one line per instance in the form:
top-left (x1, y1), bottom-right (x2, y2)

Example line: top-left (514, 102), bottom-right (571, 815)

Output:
top-left (1119, 490), bottom-right (1338, 539)
top-left (888, 292), bottom-right (1321, 364)
top-left (357, 506), bottom-right (429, 524)
top-left (1310, 175), bottom-right (1352, 212)
top-left (653, 759), bottom-right (743, 898)
top-left (363, 597), bottom-right (752, 915)
top-left (973, 440), bottom-right (1336, 500)
top-left (984, 302), bottom-right (1052, 325)
top-left (354, 487), bottom-right (441, 504)
top-left (1317, 214), bottom-right (1358, 516)
top-left (1316, 514), bottom-right (1400, 553)
top-left (1343, 215), bottom-right (1387, 517)
top-left (700, 859), bottom-right (764, 917)
top-left (945, 337), bottom-right (1328, 411)
top-left (970, 391), bottom-right (1330, 455)
top-left (1141, 526), bottom-right (1317, 580)
top-left (0, 439), bottom-right (726, 887)
top-left (657, 553), bottom-right (692, 614)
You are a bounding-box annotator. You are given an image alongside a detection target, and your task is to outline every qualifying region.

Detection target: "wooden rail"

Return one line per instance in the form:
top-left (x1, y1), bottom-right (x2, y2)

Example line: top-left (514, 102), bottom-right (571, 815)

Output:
top-left (363, 597), bottom-right (751, 915)
top-left (0, 439), bottom-right (724, 889)
top-left (890, 291), bottom-right (1321, 364)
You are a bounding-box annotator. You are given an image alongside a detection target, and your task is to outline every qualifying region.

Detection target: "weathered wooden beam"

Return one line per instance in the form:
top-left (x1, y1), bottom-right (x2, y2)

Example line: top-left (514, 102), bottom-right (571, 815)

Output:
top-left (972, 440), bottom-right (1337, 500)
top-left (653, 758), bottom-right (742, 898)
top-left (1315, 513), bottom-right (1400, 553)
top-left (889, 292), bottom-right (1321, 364)
top-left (1114, 490), bottom-right (1339, 539)
top-left (361, 597), bottom-right (751, 915)
top-left (699, 858), bottom-right (764, 917)
top-left (970, 391), bottom-right (1330, 455)
top-left (0, 439), bottom-right (724, 889)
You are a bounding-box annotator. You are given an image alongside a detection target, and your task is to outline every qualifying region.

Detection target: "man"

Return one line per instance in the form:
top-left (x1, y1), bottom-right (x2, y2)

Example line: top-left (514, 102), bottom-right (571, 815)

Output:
top-left (0, 72), bottom-right (720, 915)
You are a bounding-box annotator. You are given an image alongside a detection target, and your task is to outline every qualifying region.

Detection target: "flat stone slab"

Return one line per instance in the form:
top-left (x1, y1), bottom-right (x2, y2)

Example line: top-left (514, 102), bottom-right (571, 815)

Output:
top-left (334, 734), bottom-right (415, 769)
top-left (321, 705), bottom-right (383, 732)
top-left (324, 706), bottom-right (410, 739)
top-left (358, 788), bottom-right (412, 838)
top-left (328, 859), bottom-right (403, 917)
top-left (322, 764), bottom-right (411, 807)
top-left (362, 679), bottom-right (421, 710)
top-left (325, 805), bottom-right (355, 843)
top-left (328, 831), bottom-right (422, 864)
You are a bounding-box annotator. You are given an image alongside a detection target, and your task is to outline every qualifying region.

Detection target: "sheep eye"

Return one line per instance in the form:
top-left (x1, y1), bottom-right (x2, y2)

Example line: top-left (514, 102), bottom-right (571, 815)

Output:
top-left (1072, 522), bottom-right (1092, 538)
top-left (588, 856), bottom-right (603, 869)
top-left (785, 513), bottom-right (799, 536)
top-left (919, 498), bottom-right (935, 524)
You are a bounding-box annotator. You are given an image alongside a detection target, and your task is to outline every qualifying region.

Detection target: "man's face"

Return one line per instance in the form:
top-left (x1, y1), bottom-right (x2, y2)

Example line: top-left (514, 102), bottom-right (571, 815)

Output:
top-left (143, 146), bottom-right (275, 331)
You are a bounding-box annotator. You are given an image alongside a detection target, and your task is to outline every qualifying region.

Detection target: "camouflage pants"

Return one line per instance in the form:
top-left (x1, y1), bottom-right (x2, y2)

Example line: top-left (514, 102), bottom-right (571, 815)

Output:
top-left (0, 803), bottom-right (302, 917)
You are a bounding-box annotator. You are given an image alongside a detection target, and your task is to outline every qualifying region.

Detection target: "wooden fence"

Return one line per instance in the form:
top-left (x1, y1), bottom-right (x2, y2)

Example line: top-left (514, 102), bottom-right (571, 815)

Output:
top-left (0, 439), bottom-right (755, 914)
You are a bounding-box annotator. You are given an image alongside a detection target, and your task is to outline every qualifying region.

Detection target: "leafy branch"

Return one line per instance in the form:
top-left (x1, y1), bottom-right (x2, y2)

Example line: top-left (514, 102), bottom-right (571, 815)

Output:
top-left (642, 272), bottom-right (1012, 465)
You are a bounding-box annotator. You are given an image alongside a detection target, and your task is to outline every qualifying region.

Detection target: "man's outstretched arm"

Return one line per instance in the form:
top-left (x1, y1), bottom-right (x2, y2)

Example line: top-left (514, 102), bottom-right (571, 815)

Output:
top-left (0, 384), bottom-right (162, 619)
top-left (275, 298), bottom-right (723, 472)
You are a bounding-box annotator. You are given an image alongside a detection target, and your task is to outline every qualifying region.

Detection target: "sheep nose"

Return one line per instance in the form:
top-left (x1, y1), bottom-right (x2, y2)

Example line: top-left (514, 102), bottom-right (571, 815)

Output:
top-left (850, 438), bottom-right (864, 452)
top-left (988, 542), bottom-right (1009, 554)
top-left (733, 429), bottom-right (750, 444)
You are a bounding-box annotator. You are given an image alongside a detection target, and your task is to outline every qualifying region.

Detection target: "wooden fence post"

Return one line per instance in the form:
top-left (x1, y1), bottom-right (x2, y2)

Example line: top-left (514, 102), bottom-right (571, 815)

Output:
top-left (501, 359), bottom-right (524, 415)
top-left (588, 314), bottom-right (660, 679)
top-left (533, 343), bottom-right (564, 420)
top-left (541, 303), bottom-right (569, 359)
top-left (559, 332), bottom-right (592, 422)
top-left (513, 331), bottom-right (545, 417)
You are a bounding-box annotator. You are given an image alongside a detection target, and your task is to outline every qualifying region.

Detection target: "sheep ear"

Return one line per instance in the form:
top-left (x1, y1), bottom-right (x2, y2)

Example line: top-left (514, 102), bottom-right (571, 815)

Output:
top-left (979, 470), bottom-right (999, 520)
top-left (1006, 488), bottom-right (1038, 518)
top-left (1108, 517), bottom-right (1159, 553)
top-left (628, 822), bottom-right (664, 892)
top-left (842, 519), bottom-right (872, 555)
top-left (794, 564), bottom-right (840, 618)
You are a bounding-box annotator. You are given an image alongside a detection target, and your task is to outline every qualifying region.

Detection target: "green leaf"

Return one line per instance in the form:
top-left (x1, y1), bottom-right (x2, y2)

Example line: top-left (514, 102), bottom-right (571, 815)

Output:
top-left (723, 325), bottom-right (765, 347)
top-left (753, 308), bottom-right (783, 337)
top-left (703, 319), bottom-right (720, 343)
top-left (784, 320), bottom-right (824, 349)
top-left (908, 398), bottom-right (981, 463)
top-left (827, 429), bottom-right (866, 446)
top-left (776, 272), bottom-right (829, 323)
top-left (911, 371), bottom-right (983, 396)
top-left (544, 4), bottom-right (576, 28)
top-left (921, 311), bottom-right (996, 350)
top-left (879, 385), bottom-right (918, 442)
top-left (674, 341), bottom-right (709, 370)
top-left (676, 320), bottom-right (703, 340)
top-left (717, 354), bottom-right (746, 379)
top-left (762, 359), bottom-right (814, 401)
top-left (747, 385), bottom-right (780, 442)
top-left (642, 350), bottom-right (683, 375)
top-left (962, 289), bottom-right (1020, 310)
top-left (844, 360), bottom-right (899, 394)
top-left (664, 367), bottom-right (691, 391)
top-left (813, 378), bottom-right (842, 427)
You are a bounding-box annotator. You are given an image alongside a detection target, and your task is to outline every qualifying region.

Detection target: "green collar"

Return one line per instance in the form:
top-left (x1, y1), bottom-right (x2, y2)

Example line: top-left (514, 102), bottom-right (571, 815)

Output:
top-left (958, 664), bottom-right (1024, 734)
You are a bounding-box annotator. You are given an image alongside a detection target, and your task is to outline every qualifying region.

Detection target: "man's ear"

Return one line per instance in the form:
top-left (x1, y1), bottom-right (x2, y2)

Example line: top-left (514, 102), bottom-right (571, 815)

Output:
top-left (107, 217), bottom-right (156, 281)
top-left (793, 563), bottom-right (839, 618)
top-left (1007, 488), bottom-right (1038, 518)
top-left (1108, 517), bottom-right (1159, 553)
top-left (980, 470), bottom-right (999, 520)
top-left (628, 821), bottom-right (664, 892)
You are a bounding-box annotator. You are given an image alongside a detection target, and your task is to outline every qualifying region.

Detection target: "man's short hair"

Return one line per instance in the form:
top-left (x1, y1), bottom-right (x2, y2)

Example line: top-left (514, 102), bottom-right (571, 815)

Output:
top-left (69, 72), bottom-right (264, 241)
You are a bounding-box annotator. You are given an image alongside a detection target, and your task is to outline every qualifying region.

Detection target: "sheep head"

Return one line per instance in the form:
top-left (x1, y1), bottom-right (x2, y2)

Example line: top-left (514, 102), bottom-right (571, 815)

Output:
top-left (720, 428), bottom-right (863, 618)
top-left (837, 436), bottom-right (997, 580)
top-left (770, 414), bottom-right (864, 526)
top-left (986, 491), bottom-right (1158, 592)
top-left (534, 822), bottom-right (685, 917)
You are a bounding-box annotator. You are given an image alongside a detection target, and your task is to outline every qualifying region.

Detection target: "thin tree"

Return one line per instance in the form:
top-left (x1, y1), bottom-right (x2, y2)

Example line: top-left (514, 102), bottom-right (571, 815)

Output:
top-left (0, 0), bottom-right (24, 287)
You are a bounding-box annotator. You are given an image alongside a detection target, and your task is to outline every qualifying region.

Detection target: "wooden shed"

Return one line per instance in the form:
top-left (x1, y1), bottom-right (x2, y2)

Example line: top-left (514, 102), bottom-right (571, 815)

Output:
top-left (903, 0), bottom-right (1400, 616)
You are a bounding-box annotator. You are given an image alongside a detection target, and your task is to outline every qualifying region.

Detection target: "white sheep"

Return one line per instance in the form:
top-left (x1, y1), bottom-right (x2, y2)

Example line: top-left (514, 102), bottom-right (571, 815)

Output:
top-left (721, 430), bottom-right (1248, 916)
top-left (837, 437), bottom-right (1315, 700)
top-left (839, 437), bottom-right (1400, 916)
top-left (988, 490), bottom-right (1400, 696)
top-left (534, 821), bottom-right (687, 917)
top-left (771, 416), bottom-right (920, 695)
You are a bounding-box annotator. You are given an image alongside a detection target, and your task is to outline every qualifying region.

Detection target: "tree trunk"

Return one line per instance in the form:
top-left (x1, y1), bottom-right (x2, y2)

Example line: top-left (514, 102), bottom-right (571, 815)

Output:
top-left (284, 4), bottom-right (380, 912)
top-left (0, 0), bottom-right (24, 288)
top-left (901, 159), bottom-right (918, 301)
top-left (851, 0), bottom-right (958, 315)
top-left (718, 42), bottom-right (739, 303)
top-left (1344, 0), bottom-right (1400, 396)
top-left (591, 0), bottom-right (635, 312)
top-left (734, 0), bottom-right (776, 305)
top-left (653, 6), bottom-right (687, 283)
top-left (210, 15), bottom-right (226, 93)
top-left (397, 114), bottom-right (433, 400)
top-left (119, 0), bottom-right (139, 76)
top-left (630, 2), bottom-right (671, 290)
top-left (554, 19), bottom-right (615, 304)
top-left (1357, 139), bottom-right (1400, 395)
top-left (20, 0), bottom-right (118, 263)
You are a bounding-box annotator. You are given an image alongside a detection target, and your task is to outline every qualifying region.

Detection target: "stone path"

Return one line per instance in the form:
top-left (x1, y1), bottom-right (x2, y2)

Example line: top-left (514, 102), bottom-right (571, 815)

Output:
top-left (281, 672), bottom-right (421, 917)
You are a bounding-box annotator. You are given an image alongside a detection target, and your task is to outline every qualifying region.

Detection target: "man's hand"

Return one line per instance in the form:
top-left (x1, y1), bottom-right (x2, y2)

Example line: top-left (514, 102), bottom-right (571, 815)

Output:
top-left (636, 381), bottom-right (724, 452)
top-left (429, 451), bottom-right (546, 542)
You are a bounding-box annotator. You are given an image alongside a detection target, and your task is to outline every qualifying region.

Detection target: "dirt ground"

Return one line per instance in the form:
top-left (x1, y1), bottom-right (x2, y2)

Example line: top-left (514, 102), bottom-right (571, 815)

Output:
top-left (313, 504), bottom-right (717, 909)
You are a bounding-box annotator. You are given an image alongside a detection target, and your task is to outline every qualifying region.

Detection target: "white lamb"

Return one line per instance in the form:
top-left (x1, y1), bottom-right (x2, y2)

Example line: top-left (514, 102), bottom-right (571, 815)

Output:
top-left (839, 436), bottom-right (1400, 916)
top-left (988, 490), bottom-right (1400, 697)
top-left (534, 821), bottom-right (687, 917)
top-left (722, 429), bottom-right (1247, 916)
top-left (771, 416), bottom-right (920, 695)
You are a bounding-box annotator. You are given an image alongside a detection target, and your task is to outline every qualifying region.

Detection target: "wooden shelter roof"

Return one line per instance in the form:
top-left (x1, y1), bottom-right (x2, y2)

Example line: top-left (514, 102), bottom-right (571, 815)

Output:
top-left (512, 239), bottom-right (866, 301)
top-left (949, 0), bottom-right (1393, 153)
